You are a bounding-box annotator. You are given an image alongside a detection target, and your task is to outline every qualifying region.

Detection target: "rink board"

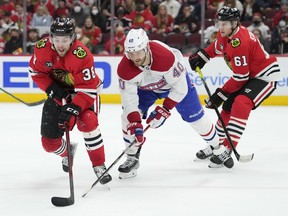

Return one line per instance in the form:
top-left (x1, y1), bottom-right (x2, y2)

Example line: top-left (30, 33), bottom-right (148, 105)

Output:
top-left (0, 55), bottom-right (287, 105)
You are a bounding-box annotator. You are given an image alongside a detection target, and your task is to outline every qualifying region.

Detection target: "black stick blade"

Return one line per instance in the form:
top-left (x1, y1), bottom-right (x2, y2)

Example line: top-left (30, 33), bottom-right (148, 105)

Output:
top-left (51, 196), bottom-right (74, 207)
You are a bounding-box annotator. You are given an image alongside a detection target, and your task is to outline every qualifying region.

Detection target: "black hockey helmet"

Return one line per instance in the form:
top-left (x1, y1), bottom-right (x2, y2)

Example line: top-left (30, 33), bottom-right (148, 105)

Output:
top-left (50, 17), bottom-right (76, 39)
top-left (217, 6), bottom-right (240, 22)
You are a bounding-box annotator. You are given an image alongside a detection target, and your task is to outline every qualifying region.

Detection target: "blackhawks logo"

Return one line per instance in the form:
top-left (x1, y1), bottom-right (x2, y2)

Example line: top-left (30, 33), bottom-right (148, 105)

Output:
top-left (36, 38), bottom-right (48, 49)
top-left (73, 46), bottom-right (87, 59)
top-left (231, 38), bottom-right (241, 48)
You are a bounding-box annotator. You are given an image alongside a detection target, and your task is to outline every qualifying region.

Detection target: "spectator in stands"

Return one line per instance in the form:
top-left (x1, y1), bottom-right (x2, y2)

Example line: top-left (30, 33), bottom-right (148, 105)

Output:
top-left (179, 0), bottom-right (202, 20)
top-left (101, 0), bottom-right (123, 18)
top-left (203, 18), bottom-right (219, 45)
top-left (53, 0), bottom-right (69, 18)
top-left (218, 0), bottom-right (243, 15)
top-left (31, 5), bottom-right (53, 27)
top-left (3, 27), bottom-right (23, 54)
top-left (101, 25), bottom-right (126, 55)
top-left (34, 0), bottom-right (55, 17)
top-left (270, 16), bottom-right (288, 54)
top-left (151, 4), bottom-right (174, 34)
top-left (75, 26), bottom-right (93, 51)
top-left (26, 27), bottom-right (40, 54)
top-left (0, 35), bottom-right (5, 54)
top-left (11, 3), bottom-right (32, 30)
top-left (124, 1), bottom-right (154, 33)
top-left (82, 16), bottom-right (102, 53)
top-left (159, 0), bottom-right (181, 19)
top-left (106, 5), bottom-right (131, 33)
top-left (207, 0), bottom-right (223, 11)
top-left (173, 4), bottom-right (199, 35)
top-left (273, 0), bottom-right (288, 27)
top-left (251, 28), bottom-right (270, 52)
top-left (69, 1), bottom-right (89, 28)
top-left (144, 0), bottom-right (159, 16)
top-left (241, 0), bottom-right (262, 21)
top-left (0, 0), bottom-right (15, 14)
top-left (90, 4), bottom-right (107, 33)
top-left (256, 0), bottom-right (275, 11)
top-left (0, 11), bottom-right (16, 38)
top-left (247, 12), bottom-right (271, 41)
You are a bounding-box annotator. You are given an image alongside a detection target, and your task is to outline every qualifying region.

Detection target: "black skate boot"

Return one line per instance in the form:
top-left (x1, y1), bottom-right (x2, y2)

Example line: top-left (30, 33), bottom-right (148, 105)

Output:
top-left (194, 145), bottom-right (214, 161)
top-left (93, 164), bottom-right (112, 185)
top-left (209, 145), bottom-right (234, 168)
top-left (62, 141), bottom-right (78, 172)
top-left (118, 153), bottom-right (140, 179)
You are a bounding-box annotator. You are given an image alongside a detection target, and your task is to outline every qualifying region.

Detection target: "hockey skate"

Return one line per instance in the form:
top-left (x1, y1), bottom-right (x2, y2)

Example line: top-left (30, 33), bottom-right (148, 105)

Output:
top-left (62, 142), bottom-right (78, 173)
top-left (194, 145), bottom-right (213, 161)
top-left (93, 164), bottom-right (112, 185)
top-left (118, 154), bottom-right (140, 179)
top-left (209, 145), bottom-right (234, 168)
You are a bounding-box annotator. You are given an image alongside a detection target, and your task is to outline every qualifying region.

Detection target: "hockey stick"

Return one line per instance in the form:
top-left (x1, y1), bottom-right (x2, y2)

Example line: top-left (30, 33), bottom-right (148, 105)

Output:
top-left (51, 126), bottom-right (75, 207)
top-left (0, 87), bottom-right (46, 106)
top-left (82, 125), bottom-right (150, 198)
top-left (195, 67), bottom-right (254, 162)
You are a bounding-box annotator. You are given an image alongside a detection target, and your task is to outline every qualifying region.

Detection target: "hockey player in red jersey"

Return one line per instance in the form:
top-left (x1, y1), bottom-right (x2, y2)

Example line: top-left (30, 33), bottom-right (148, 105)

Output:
top-left (29, 17), bottom-right (112, 184)
top-left (117, 28), bottom-right (225, 179)
top-left (189, 6), bottom-right (282, 168)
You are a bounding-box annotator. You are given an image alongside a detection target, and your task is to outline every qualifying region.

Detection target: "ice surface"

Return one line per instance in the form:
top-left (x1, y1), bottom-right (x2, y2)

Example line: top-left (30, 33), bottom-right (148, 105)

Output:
top-left (1, 103), bottom-right (287, 216)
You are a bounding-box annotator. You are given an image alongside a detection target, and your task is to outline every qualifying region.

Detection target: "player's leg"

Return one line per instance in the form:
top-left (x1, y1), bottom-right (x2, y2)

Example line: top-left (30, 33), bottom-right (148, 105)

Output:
top-left (77, 107), bottom-right (112, 185)
top-left (41, 98), bottom-right (78, 172)
top-left (175, 81), bottom-right (222, 162)
top-left (118, 90), bottom-right (157, 179)
top-left (211, 80), bottom-right (277, 167)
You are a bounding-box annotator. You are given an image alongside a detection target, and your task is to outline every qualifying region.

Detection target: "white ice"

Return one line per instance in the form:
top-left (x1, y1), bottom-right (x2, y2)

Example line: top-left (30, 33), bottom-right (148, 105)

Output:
top-left (1, 103), bottom-right (288, 216)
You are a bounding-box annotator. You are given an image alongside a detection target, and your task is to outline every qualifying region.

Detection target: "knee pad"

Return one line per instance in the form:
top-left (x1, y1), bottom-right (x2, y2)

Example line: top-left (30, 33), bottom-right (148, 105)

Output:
top-left (41, 137), bottom-right (63, 154)
top-left (77, 109), bottom-right (98, 132)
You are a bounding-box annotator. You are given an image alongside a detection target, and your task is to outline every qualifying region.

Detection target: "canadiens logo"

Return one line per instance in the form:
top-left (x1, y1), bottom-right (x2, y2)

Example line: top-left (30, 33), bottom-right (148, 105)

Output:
top-left (231, 38), bottom-right (241, 48)
top-left (36, 38), bottom-right (48, 49)
top-left (73, 46), bottom-right (87, 59)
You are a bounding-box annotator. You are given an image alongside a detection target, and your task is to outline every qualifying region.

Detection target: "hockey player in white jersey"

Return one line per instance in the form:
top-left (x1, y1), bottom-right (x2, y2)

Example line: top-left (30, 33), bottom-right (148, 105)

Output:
top-left (117, 28), bottom-right (232, 179)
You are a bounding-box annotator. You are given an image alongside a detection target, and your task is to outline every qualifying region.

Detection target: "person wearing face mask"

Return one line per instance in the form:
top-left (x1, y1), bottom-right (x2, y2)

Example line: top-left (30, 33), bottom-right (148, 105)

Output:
top-left (247, 12), bottom-right (271, 41)
top-left (3, 27), bottom-right (23, 54)
top-left (270, 16), bottom-right (288, 54)
top-left (90, 4), bottom-right (107, 33)
top-left (68, 2), bottom-right (88, 28)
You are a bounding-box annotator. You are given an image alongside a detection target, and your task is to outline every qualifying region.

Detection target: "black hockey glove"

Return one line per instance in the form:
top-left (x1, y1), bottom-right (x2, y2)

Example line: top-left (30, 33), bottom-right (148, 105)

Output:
top-left (58, 103), bottom-right (82, 131)
top-left (45, 83), bottom-right (69, 102)
top-left (189, 48), bottom-right (210, 71)
top-left (205, 88), bottom-right (229, 109)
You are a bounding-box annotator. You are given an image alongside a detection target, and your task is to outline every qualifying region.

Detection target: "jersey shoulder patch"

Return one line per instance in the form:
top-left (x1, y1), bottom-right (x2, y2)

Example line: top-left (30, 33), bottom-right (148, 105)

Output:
top-left (231, 38), bottom-right (241, 48)
top-left (149, 42), bottom-right (175, 71)
top-left (117, 57), bottom-right (142, 80)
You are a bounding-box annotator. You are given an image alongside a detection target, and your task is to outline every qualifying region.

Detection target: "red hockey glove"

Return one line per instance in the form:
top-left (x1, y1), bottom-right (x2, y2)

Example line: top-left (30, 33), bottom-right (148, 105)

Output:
top-left (189, 48), bottom-right (210, 71)
top-left (127, 122), bottom-right (146, 147)
top-left (58, 103), bottom-right (82, 130)
top-left (205, 88), bottom-right (229, 109)
top-left (146, 106), bottom-right (171, 129)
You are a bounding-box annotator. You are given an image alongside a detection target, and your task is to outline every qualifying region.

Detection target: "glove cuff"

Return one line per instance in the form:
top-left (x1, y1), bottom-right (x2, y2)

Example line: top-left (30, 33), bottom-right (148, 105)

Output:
top-left (163, 97), bottom-right (177, 110)
top-left (127, 111), bottom-right (142, 123)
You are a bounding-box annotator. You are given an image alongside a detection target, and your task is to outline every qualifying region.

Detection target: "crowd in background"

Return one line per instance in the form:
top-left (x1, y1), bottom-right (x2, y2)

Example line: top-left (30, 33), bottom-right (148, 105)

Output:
top-left (0, 0), bottom-right (287, 55)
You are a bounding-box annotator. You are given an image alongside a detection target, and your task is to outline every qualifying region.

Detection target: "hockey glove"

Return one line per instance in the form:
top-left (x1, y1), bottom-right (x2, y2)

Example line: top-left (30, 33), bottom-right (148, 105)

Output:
top-left (127, 122), bottom-right (146, 147)
top-left (46, 83), bottom-right (69, 102)
top-left (146, 106), bottom-right (171, 129)
top-left (58, 103), bottom-right (82, 131)
top-left (189, 48), bottom-right (210, 71)
top-left (205, 88), bottom-right (229, 109)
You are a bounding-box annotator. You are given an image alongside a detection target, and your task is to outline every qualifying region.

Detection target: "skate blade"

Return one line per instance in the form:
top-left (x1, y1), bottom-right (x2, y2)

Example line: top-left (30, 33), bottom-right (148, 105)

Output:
top-left (208, 162), bottom-right (224, 168)
top-left (193, 156), bottom-right (211, 162)
top-left (119, 170), bottom-right (138, 179)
